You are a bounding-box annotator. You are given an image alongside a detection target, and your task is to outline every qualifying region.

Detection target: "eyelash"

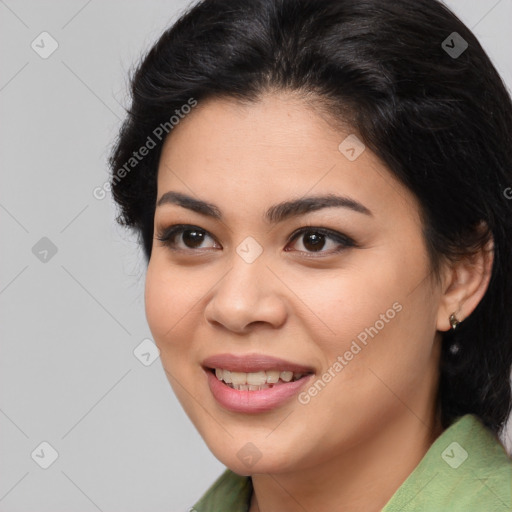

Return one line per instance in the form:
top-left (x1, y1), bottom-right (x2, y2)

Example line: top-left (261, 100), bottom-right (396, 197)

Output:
top-left (155, 223), bottom-right (356, 257)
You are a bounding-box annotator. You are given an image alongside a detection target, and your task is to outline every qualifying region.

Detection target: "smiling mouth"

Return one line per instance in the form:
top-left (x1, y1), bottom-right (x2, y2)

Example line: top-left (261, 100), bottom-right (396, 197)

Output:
top-left (209, 367), bottom-right (313, 391)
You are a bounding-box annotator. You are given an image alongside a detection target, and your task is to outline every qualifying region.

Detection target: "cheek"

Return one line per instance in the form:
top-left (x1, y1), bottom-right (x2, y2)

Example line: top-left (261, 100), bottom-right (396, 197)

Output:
top-left (290, 273), bottom-right (437, 447)
top-left (298, 245), bottom-right (435, 376)
top-left (144, 261), bottom-right (205, 409)
top-left (294, 260), bottom-right (404, 349)
top-left (144, 260), bottom-right (198, 345)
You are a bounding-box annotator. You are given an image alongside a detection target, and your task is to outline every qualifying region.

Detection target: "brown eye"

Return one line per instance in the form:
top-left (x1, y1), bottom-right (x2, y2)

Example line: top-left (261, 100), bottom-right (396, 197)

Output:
top-left (181, 228), bottom-right (207, 248)
top-left (286, 227), bottom-right (355, 255)
top-left (299, 232), bottom-right (326, 252)
top-left (156, 225), bottom-right (219, 251)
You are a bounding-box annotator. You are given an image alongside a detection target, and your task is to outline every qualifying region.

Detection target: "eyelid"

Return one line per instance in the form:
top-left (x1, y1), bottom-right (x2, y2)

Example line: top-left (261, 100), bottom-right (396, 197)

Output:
top-left (287, 224), bottom-right (355, 246)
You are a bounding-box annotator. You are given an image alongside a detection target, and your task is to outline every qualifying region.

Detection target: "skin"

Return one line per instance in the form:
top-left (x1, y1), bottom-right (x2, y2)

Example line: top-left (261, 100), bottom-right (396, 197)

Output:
top-left (144, 91), bottom-right (493, 512)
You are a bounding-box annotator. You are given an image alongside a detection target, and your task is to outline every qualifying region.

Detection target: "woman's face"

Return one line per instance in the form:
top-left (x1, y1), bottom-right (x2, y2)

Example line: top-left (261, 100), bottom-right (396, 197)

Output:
top-left (145, 92), bottom-right (445, 475)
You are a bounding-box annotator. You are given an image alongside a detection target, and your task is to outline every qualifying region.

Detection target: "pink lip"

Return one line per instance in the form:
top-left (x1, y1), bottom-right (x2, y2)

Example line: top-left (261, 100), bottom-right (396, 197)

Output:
top-left (205, 370), bottom-right (314, 413)
top-left (202, 353), bottom-right (314, 373)
top-left (202, 353), bottom-right (315, 413)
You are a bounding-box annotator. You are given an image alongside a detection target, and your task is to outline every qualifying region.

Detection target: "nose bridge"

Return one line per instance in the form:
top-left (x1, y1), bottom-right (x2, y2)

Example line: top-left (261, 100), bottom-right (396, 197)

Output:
top-left (204, 240), bottom-right (287, 332)
top-left (219, 244), bottom-right (272, 309)
top-left (235, 235), bottom-right (265, 266)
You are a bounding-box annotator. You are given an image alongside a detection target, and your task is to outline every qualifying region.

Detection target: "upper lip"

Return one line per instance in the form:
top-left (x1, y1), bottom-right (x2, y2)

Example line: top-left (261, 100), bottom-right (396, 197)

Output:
top-left (202, 353), bottom-right (315, 373)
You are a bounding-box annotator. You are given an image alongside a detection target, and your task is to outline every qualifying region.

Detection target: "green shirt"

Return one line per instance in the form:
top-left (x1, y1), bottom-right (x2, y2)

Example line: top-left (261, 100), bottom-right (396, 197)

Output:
top-left (192, 414), bottom-right (512, 511)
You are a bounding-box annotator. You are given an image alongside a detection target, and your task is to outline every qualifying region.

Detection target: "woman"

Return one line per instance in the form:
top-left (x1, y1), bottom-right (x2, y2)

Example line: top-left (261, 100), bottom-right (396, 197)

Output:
top-left (109, 0), bottom-right (512, 510)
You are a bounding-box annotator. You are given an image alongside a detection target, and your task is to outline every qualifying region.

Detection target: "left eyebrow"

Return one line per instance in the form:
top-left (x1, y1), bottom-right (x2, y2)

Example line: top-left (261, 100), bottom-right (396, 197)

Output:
top-left (265, 193), bottom-right (373, 223)
top-left (156, 191), bottom-right (373, 224)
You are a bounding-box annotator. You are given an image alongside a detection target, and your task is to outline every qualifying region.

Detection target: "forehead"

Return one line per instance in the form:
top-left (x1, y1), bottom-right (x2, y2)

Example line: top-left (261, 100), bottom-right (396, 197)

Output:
top-left (156, 92), bottom-right (419, 224)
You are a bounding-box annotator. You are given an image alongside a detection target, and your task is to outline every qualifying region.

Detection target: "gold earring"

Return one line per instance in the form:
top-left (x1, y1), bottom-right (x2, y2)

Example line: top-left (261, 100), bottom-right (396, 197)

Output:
top-left (449, 313), bottom-right (460, 330)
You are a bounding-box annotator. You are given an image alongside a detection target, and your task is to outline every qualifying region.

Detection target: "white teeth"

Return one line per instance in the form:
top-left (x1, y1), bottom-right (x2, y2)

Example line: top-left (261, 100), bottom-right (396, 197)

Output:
top-left (280, 371), bottom-right (293, 382)
top-left (266, 370), bottom-right (280, 383)
top-left (213, 368), bottom-right (308, 389)
top-left (247, 371), bottom-right (267, 386)
top-left (230, 372), bottom-right (247, 386)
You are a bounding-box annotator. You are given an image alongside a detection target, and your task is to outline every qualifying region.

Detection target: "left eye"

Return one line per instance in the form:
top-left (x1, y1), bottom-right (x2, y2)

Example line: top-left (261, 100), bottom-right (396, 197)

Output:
top-left (286, 227), bottom-right (355, 255)
top-left (155, 224), bottom-right (355, 255)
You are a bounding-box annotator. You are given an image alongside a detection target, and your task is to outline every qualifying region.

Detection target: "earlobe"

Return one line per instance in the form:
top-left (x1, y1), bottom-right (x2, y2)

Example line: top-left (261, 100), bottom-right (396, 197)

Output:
top-left (436, 235), bottom-right (494, 332)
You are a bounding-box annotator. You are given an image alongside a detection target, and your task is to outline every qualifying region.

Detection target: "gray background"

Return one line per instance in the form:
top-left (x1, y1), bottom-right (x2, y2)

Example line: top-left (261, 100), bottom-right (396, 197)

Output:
top-left (1, 1), bottom-right (511, 511)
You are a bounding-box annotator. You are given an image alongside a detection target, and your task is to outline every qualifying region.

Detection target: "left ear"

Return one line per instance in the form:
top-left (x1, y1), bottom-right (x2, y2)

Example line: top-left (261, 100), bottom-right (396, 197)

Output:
top-left (436, 228), bottom-right (494, 332)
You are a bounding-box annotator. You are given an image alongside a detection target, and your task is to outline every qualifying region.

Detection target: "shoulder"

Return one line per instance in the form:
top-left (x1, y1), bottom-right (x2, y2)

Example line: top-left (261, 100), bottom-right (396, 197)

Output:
top-left (383, 414), bottom-right (512, 511)
top-left (192, 468), bottom-right (252, 512)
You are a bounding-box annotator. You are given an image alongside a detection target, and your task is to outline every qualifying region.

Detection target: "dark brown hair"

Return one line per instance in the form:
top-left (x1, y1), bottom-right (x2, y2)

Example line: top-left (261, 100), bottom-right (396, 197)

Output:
top-left (109, 0), bottom-right (512, 435)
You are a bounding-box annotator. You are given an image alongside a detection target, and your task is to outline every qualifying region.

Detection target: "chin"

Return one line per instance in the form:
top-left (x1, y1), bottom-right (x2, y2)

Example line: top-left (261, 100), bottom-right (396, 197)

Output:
top-left (204, 435), bottom-right (300, 476)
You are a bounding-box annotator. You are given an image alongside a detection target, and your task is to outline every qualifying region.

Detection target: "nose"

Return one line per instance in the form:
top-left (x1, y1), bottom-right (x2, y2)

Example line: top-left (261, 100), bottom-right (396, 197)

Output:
top-left (204, 255), bottom-right (288, 334)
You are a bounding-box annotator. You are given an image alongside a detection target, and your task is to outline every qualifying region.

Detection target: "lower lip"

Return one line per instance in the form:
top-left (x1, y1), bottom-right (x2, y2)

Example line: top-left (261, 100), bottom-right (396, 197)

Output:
top-left (206, 369), bottom-right (314, 413)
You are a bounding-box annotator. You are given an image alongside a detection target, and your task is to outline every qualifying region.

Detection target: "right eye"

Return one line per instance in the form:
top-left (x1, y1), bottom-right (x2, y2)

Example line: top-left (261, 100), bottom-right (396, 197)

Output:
top-left (155, 224), bottom-right (221, 252)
